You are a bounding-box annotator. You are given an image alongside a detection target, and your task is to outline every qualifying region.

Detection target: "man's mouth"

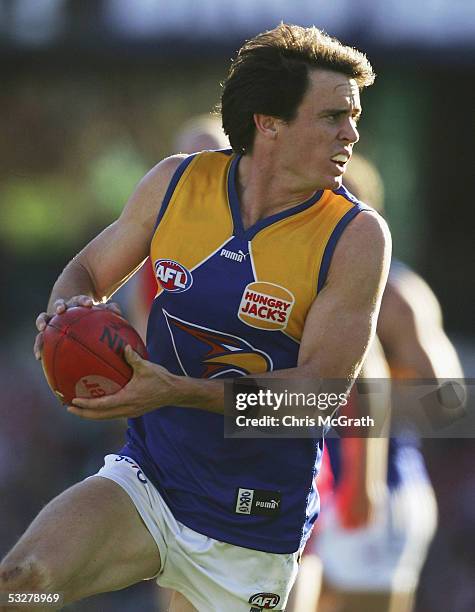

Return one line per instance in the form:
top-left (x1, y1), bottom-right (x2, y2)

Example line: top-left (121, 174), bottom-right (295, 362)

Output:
top-left (330, 152), bottom-right (350, 173)
top-left (330, 153), bottom-right (350, 166)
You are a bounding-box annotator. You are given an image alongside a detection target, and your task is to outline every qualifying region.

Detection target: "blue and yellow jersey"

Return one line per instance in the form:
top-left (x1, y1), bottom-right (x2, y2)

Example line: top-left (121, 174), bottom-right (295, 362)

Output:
top-left (120, 150), bottom-right (370, 553)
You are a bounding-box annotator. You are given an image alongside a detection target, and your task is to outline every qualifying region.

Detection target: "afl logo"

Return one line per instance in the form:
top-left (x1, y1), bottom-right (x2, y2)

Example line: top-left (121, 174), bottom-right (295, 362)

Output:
top-left (248, 592), bottom-right (280, 609)
top-left (154, 259), bottom-right (193, 293)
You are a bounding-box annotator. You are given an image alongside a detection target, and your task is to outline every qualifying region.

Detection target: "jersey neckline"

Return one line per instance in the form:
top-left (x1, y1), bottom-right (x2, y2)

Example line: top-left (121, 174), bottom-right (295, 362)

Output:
top-left (227, 154), bottom-right (324, 240)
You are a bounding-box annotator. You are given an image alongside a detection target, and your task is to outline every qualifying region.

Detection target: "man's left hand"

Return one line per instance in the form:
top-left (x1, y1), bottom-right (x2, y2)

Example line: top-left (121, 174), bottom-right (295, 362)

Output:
top-left (69, 345), bottom-right (177, 420)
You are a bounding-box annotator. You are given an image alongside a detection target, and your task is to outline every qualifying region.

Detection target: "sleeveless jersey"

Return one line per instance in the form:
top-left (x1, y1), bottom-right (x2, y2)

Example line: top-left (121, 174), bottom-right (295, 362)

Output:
top-left (120, 150), bottom-right (370, 553)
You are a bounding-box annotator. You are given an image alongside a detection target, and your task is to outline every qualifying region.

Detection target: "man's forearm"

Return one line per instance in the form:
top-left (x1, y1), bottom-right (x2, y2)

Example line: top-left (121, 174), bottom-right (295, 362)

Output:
top-left (171, 364), bottom-right (355, 415)
top-left (47, 258), bottom-right (99, 313)
top-left (173, 375), bottom-right (226, 413)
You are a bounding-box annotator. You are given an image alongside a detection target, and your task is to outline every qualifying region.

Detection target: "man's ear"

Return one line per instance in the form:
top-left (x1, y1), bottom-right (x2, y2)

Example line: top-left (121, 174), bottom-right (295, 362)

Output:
top-left (253, 114), bottom-right (280, 140)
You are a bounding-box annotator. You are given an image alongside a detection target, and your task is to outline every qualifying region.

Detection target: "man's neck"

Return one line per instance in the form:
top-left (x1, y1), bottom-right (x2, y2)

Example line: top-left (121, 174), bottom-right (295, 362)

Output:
top-left (236, 153), bottom-right (317, 231)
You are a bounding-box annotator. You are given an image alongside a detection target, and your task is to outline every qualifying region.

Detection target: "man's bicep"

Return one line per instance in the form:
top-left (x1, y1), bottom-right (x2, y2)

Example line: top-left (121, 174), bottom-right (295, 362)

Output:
top-left (297, 292), bottom-right (376, 379)
top-left (75, 155), bottom-right (186, 301)
top-left (298, 212), bottom-right (391, 379)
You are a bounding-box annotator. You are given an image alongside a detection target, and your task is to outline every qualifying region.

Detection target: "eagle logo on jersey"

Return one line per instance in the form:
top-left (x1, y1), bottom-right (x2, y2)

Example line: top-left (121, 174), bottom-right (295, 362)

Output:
top-left (162, 309), bottom-right (272, 378)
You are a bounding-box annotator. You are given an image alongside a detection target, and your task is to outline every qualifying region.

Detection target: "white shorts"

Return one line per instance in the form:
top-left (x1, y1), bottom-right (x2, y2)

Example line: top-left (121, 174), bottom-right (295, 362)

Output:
top-left (311, 479), bottom-right (437, 593)
top-left (312, 481), bottom-right (437, 593)
top-left (93, 454), bottom-right (299, 611)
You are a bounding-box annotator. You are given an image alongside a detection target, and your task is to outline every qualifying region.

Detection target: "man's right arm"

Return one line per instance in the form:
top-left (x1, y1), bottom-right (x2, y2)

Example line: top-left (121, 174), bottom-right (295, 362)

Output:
top-left (377, 270), bottom-right (463, 379)
top-left (34, 154), bottom-right (186, 359)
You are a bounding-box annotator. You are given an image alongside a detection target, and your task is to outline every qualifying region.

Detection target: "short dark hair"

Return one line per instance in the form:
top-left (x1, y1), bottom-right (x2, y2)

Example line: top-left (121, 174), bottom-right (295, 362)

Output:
top-left (220, 24), bottom-right (375, 154)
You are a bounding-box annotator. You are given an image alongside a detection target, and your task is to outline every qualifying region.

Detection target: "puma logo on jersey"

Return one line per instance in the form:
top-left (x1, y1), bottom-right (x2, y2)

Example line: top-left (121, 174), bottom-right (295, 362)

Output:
top-left (220, 248), bottom-right (248, 262)
top-left (235, 488), bottom-right (281, 517)
top-left (255, 499), bottom-right (279, 510)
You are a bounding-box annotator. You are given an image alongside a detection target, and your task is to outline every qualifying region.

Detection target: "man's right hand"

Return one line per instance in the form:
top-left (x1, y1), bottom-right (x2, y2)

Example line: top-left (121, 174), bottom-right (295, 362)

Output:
top-left (33, 296), bottom-right (121, 360)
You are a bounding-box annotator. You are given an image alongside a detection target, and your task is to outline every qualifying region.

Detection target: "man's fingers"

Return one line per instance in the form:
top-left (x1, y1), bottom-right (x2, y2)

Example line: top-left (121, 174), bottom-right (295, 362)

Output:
top-left (34, 312), bottom-right (49, 359)
top-left (36, 312), bottom-right (49, 331)
top-left (66, 295), bottom-right (94, 309)
top-left (33, 333), bottom-right (44, 360)
top-left (67, 405), bottom-right (124, 420)
top-left (34, 296), bottom-right (99, 361)
top-left (124, 345), bottom-right (142, 367)
top-left (71, 395), bottom-right (114, 410)
top-left (51, 296), bottom-right (94, 316)
top-left (52, 298), bottom-right (67, 314)
top-left (40, 297), bottom-right (113, 332)
top-left (68, 393), bottom-right (131, 420)
top-left (105, 301), bottom-right (122, 315)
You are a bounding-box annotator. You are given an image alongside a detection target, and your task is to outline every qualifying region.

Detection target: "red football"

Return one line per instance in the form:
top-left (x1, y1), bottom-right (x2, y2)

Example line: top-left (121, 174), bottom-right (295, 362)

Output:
top-left (41, 306), bottom-right (148, 405)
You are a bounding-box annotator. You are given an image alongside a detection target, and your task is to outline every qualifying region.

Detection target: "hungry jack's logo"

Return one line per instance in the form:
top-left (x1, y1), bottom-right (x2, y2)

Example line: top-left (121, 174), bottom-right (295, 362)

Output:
top-left (163, 309), bottom-right (272, 378)
top-left (238, 282), bottom-right (294, 331)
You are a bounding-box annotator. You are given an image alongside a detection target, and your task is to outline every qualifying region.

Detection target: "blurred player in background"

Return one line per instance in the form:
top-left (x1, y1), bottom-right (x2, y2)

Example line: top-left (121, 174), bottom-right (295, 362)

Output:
top-left (174, 114), bottom-right (230, 153)
top-left (1, 25), bottom-right (390, 611)
top-left (290, 153), bottom-right (463, 612)
top-left (129, 113), bottom-right (229, 341)
top-left (289, 322), bottom-right (392, 612)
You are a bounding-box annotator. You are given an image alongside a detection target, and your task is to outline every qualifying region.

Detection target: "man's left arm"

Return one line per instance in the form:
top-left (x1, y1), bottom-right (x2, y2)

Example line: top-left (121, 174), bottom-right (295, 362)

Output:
top-left (70, 211), bottom-right (391, 419)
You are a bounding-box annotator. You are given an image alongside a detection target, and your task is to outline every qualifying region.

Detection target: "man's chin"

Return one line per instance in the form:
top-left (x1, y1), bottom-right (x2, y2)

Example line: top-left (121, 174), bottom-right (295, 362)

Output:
top-left (324, 175), bottom-right (343, 191)
top-left (312, 174), bottom-right (342, 191)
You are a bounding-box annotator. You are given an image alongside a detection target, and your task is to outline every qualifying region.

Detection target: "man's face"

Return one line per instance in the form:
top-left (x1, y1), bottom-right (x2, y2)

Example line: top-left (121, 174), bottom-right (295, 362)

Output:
top-left (276, 69), bottom-right (362, 191)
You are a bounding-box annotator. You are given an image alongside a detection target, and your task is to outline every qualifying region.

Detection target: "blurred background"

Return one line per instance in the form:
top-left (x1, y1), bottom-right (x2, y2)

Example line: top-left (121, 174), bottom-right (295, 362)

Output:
top-left (0, 1), bottom-right (474, 610)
